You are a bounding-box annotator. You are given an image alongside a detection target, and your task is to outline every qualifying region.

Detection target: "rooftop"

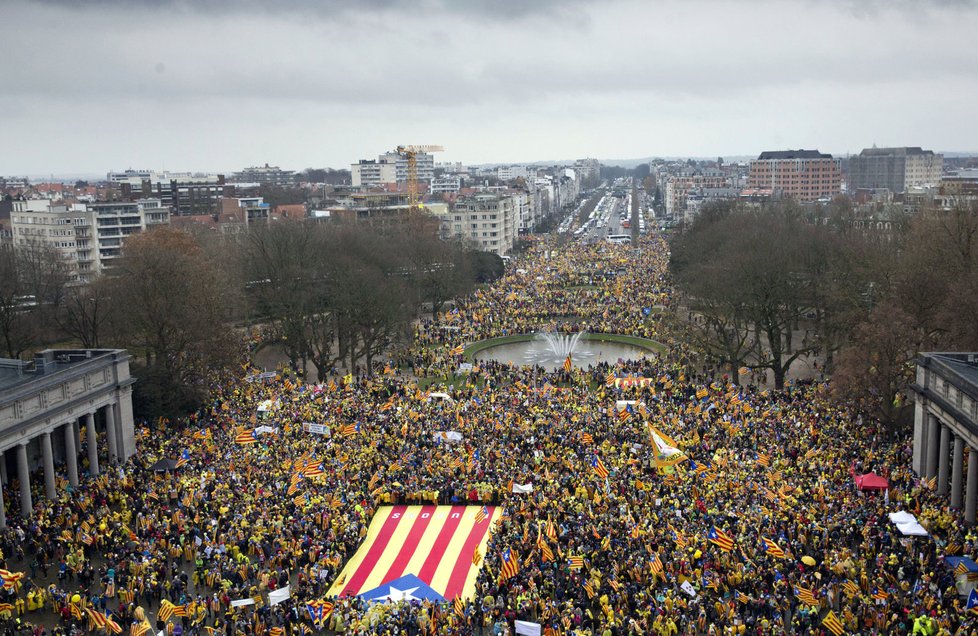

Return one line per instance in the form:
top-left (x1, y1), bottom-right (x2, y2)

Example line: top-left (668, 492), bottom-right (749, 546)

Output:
top-left (858, 146), bottom-right (936, 157)
top-left (756, 150), bottom-right (833, 160)
top-left (0, 349), bottom-right (119, 393)
top-left (917, 353), bottom-right (978, 407)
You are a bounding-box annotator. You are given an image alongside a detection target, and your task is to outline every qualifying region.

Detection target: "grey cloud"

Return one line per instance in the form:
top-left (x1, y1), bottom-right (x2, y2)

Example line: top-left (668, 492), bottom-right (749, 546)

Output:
top-left (30, 0), bottom-right (591, 21)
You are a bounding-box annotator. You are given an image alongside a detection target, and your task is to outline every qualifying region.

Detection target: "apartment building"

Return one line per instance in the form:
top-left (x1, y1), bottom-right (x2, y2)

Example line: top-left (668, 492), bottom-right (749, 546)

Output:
top-left (497, 166), bottom-right (529, 181)
top-left (10, 199), bottom-right (169, 281)
top-left (848, 147), bottom-right (943, 193)
top-left (108, 170), bottom-right (227, 215)
top-left (430, 176), bottom-right (461, 194)
top-left (444, 193), bottom-right (517, 256)
top-left (350, 152), bottom-right (436, 188)
top-left (664, 171), bottom-right (732, 217)
top-left (748, 150), bottom-right (841, 201)
top-left (351, 158), bottom-right (397, 188)
top-left (232, 164), bottom-right (296, 187)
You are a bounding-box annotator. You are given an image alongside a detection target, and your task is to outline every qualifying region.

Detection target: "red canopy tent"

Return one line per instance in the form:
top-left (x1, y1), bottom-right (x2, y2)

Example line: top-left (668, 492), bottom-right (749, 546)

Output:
top-left (855, 472), bottom-right (889, 490)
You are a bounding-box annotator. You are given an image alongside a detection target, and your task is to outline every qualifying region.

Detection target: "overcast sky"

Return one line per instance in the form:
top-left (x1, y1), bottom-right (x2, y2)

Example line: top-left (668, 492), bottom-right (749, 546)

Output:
top-left (2, 0), bottom-right (976, 176)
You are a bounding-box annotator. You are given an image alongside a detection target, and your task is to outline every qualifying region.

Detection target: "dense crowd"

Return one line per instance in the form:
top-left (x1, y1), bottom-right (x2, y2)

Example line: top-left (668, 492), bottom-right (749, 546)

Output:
top-left (0, 236), bottom-right (974, 636)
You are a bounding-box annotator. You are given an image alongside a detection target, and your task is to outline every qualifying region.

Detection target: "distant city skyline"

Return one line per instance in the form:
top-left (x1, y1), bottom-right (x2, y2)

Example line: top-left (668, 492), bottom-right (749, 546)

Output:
top-left (2, 0), bottom-right (977, 175)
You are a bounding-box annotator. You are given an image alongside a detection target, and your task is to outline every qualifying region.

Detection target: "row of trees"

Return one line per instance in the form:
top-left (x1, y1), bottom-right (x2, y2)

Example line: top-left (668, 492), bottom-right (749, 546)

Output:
top-left (0, 214), bottom-right (502, 418)
top-left (670, 198), bottom-right (978, 427)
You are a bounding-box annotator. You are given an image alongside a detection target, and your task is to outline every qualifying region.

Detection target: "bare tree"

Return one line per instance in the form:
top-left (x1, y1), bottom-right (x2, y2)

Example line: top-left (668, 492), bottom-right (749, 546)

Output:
top-left (57, 278), bottom-right (112, 349)
top-left (0, 248), bottom-right (34, 359)
top-left (109, 226), bottom-right (238, 417)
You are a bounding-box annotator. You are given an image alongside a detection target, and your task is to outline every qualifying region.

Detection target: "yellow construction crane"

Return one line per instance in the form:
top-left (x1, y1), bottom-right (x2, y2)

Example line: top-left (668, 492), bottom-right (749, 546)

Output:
top-left (396, 144), bottom-right (443, 209)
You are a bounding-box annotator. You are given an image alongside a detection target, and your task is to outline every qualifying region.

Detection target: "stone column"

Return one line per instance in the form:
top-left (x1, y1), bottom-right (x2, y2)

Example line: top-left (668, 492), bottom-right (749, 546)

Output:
top-left (16, 444), bottom-right (31, 518)
top-left (918, 414), bottom-right (930, 477)
top-left (967, 450), bottom-right (978, 526)
top-left (0, 485), bottom-right (5, 529)
top-left (105, 403), bottom-right (119, 465)
top-left (938, 424), bottom-right (951, 495)
top-left (926, 416), bottom-right (940, 479)
top-left (952, 435), bottom-right (964, 509)
top-left (64, 424), bottom-right (79, 488)
top-left (41, 432), bottom-right (56, 500)
top-left (85, 412), bottom-right (99, 476)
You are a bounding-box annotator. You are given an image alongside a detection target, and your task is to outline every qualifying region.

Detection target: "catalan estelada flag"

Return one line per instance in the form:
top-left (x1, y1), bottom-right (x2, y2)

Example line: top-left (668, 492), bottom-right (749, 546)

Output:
top-left (499, 547), bottom-right (520, 582)
top-left (822, 609), bottom-right (845, 636)
top-left (234, 430), bottom-right (258, 444)
top-left (707, 527), bottom-right (735, 552)
top-left (761, 537), bottom-right (786, 559)
top-left (795, 585), bottom-right (818, 606)
top-left (591, 456), bottom-right (610, 479)
top-left (327, 505), bottom-right (499, 602)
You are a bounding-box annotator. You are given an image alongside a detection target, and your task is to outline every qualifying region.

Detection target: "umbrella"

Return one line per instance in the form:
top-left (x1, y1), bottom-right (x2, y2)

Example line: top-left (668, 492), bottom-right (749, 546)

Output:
top-left (801, 556), bottom-right (817, 566)
top-left (149, 458), bottom-right (179, 472)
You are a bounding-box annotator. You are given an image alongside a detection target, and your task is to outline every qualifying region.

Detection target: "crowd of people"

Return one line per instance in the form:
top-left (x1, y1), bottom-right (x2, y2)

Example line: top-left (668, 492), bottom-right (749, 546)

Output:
top-left (0, 235), bottom-right (975, 635)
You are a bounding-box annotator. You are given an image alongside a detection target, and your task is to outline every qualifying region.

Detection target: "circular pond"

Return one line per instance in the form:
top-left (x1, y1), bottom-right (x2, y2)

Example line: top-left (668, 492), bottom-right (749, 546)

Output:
top-left (470, 333), bottom-right (660, 371)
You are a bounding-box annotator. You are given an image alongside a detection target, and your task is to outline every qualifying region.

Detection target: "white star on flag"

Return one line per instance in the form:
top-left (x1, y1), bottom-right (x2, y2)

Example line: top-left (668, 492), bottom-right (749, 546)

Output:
top-left (378, 585), bottom-right (421, 602)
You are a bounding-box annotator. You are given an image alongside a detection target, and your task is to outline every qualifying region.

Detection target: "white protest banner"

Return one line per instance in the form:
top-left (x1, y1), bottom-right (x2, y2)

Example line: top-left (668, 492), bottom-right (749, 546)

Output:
top-left (515, 620), bottom-right (541, 636)
top-left (230, 598), bottom-right (255, 608)
top-left (433, 431), bottom-right (464, 443)
top-left (302, 423), bottom-right (330, 436)
top-left (512, 483), bottom-right (534, 494)
top-left (680, 581), bottom-right (698, 598)
top-left (268, 585), bottom-right (291, 606)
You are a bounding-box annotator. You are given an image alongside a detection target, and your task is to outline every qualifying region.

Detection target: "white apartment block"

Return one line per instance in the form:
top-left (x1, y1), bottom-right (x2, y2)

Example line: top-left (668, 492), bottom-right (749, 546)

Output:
top-left (350, 152), bottom-right (435, 187)
top-left (11, 199), bottom-right (169, 282)
top-left (351, 158), bottom-right (397, 187)
top-left (511, 191), bottom-right (534, 233)
top-left (497, 166), bottom-right (529, 181)
top-left (443, 194), bottom-right (517, 256)
top-left (665, 173), bottom-right (731, 217)
top-left (430, 176), bottom-right (461, 194)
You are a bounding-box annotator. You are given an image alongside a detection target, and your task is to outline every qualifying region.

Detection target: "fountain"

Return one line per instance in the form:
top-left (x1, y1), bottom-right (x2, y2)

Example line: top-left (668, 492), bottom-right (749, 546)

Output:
top-left (471, 330), bottom-right (655, 370)
top-left (538, 331), bottom-right (586, 359)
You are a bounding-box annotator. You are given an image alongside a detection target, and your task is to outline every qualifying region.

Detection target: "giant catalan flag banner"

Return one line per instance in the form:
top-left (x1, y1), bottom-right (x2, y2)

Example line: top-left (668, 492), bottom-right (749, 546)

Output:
top-left (328, 505), bottom-right (500, 602)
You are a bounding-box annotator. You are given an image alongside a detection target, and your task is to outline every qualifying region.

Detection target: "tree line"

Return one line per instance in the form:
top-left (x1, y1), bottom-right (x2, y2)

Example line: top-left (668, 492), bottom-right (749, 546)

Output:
top-left (670, 198), bottom-right (978, 428)
top-left (0, 214), bottom-right (502, 418)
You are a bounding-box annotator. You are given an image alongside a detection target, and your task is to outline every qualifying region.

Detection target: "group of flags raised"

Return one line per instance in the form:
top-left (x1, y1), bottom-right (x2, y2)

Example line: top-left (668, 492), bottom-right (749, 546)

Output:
top-left (83, 607), bottom-right (123, 634)
top-left (305, 600), bottom-right (335, 627)
top-left (235, 422), bottom-right (359, 445)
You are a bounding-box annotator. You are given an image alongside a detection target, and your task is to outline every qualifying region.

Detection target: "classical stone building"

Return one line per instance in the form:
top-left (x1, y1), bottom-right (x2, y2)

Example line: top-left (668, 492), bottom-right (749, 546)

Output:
top-left (0, 349), bottom-right (136, 526)
top-left (910, 352), bottom-right (978, 524)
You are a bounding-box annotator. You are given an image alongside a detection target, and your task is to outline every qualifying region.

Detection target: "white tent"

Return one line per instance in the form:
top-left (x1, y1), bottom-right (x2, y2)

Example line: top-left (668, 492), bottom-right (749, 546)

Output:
top-left (896, 521), bottom-right (929, 537)
top-left (888, 510), bottom-right (929, 536)
top-left (888, 511), bottom-right (917, 524)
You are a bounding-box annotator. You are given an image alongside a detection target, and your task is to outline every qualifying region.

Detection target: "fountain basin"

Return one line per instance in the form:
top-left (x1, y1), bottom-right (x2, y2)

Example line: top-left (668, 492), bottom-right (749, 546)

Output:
top-left (467, 333), bottom-right (664, 371)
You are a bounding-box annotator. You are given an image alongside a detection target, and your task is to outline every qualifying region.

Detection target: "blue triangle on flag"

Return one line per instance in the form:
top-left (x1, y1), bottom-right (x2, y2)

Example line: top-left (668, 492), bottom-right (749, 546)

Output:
top-left (968, 588), bottom-right (978, 610)
top-left (359, 573), bottom-right (446, 603)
